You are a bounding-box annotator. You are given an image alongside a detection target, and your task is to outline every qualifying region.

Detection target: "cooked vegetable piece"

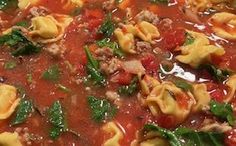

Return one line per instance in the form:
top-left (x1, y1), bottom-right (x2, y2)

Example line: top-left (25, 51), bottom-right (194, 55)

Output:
top-left (42, 65), bottom-right (60, 81)
top-left (0, 29), bottom-right (41, 57)
top-left (210, 100), bottom-right (235, 126)
top-left (184, 32), bottom-right (195, 46)
top-left (97, 38), bottom-right (124, 58)
top-left (15, 21), bottom-right (29, 27)
top-left (0, 0), bottom-right (17, 10)
top-left (87, 96), bottom-right (116, 122)
top-left (48, 101), bottom-right (67, 139)
top-left (85, 46), bottom-right (106, 86)
top-left (11, 99), bottom-right (33, 125)
top-left (4, 61), bottom-right (16, 70)
top-left (98, 13), bottom-right (115, 37)
top-left (118, 76), bottom-right (138, 96)
top-left (200, 64), bottom-right (232, 82)
top-left (174, 80), bottom-right (193, 92)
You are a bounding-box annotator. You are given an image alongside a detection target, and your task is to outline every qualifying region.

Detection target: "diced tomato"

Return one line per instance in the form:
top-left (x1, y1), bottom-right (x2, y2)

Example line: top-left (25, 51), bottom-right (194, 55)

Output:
top-left (88, 19), bottom-right (102, 30)
top-left (79, 53), bottom-right (87, 65)
top-left (155, 115), bottom-right (176, 128)
top-left (84, 9), bottom-right (104, 19)
top-left (141, 54), bottom-right (159, 73)
top-left (206, 82), bottom-right (218, 91)
top-left (176, 93), bottom-right (189, 109)
top-left (210, 89), bottom-right (224, 102)
top-left (211, 54), bottom-right (223, 66)
top-left (113, 71), bottom-right (133, 85)
top-left (225, 129), bottom-right (236, 146)
top-left (162, 28), bottom-right (186, 50)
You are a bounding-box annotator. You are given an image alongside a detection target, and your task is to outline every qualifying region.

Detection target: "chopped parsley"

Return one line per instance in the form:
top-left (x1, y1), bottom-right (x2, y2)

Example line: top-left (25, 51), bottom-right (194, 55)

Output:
top-left (0, 0), bottom-right (17, 10)
top-left (118, 76), bottom-right (138, 96)
top-left (98, 13), bottom-right (115, 37)
top-left (4, 60), bottom-right (16, 70)
top-left (184, 32), bottom-right (195, 46)
top-left (42, 65), bottom-right (60, 82)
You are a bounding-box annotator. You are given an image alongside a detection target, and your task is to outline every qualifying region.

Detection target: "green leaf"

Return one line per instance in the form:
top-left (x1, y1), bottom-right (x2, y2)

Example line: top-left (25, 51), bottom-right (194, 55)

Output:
top-left (184, 32), bottom-right (195, 46)
top-left (200, 64), bottom-right (232, 82)
top-left (11, 99), bottom-right (33, 125)
top-left (85, 46), bottom-right (106, 86)
top-left (118, 76), bottom-right (138, 96)
top-left (150, 0), bottom-right (168, 4)
top-left (174, 80), bottom-right (193, 92)
top-left (88, 96), bottom-right (116, 122)
top-left (210, 100), bottom-right (235, 126)
top-left (48, 101), bottom-right (67, 139)
top-left (0, 0), bottom-right (17, 10)
top-left (97, 38), bottom-right (124, 58)
top-left (98, 13), bottom-right (115, 37)
top-left (4, 61), bottom-right (16, 70)
top-left (15, 20), bottom-right (29, 27)
top-left (42, 65), bottom-right (60, 81)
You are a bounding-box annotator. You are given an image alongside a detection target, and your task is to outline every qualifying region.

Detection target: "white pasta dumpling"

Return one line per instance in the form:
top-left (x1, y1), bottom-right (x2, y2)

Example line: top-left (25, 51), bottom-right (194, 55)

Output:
top-left (18, 0), bottom-right (39, 9)
top-left (145, 82), bottom-right (195, 123)
top-left (102, 122), bottom-right (124, 146)
top-left (0, 84), bottom-right (20, 120)
top-left (114, 28), bottom-right (136, 54)
top-left (224, 75), bottom-right (236, 102)
top-left (192, 83), bottom-right (211, 112)
top-left (0, 132), bottom-right (22, 146)
top-left (209, 12), bottom-right (236, 40)
top-left (185, 0), bottom-right (209, 12)
top-left (176, 30), bottom-right (225, 68)
top-left (30, 14), bottom-right (73, 43)
top-left (139, 75), bottom-right (160, 96)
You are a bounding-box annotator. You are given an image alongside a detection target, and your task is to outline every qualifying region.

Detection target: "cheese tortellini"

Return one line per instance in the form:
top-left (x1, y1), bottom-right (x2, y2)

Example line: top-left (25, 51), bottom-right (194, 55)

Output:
top-left (18, 0), bottom-right (39, 9)
top-left (224, 75), bottom-right (236, 102)
top-left (139, 75), bottom-right (160, 96)
top-left (145, 82), bottom-right (195, 123)
top-left (0, 132), bottom-right (22, 146)
top-left (114, 21), bottom-right (160, 54)
top-left (62, 0), bottom-right (84, 9)
top-left (30, 14), bottom-right (73, 43)
top-left (209, 12), bottom-right (236, 40)
top-left (176, 30), bottom-right (225, 68)
top-left (102, 122), bottom-right (124, 146)
top-left (0, 84), bottom-right (20, 120)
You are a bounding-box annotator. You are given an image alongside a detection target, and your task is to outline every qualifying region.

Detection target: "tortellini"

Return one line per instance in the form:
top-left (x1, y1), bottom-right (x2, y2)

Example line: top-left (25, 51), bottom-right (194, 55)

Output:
top-left (102, 122), bottom-right (124, 146)
top-left (176, 30), bottom-right (225, 68)
top-left (209, 12), bottom-right (236, 40)
top-left (224, 75), bottom-right (236, 102)
top-left (0, 84), bottom-right (20, 120)
top-left (139, 75), bottom-right (160, 96)
top-left (192, 84), bottom-right (211, 112)
top-left (30, 14), bottom-right (73, 43)
top-left (62, 0), bottom-right (84, 9)
top-left (18, 0), bottom-right (39, 9)
top-left (145, 82), bottom-right (195, 123)
top-left (0, 132), bottom-right (22, 146)
top-left (114, 21), bottom-right (160, 54)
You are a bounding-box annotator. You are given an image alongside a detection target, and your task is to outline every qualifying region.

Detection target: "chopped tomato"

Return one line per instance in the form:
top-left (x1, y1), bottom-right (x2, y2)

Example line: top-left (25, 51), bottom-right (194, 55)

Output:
top-left (225, 129), bottom-right (236, 146)
top-left (113, 71), bottom-right (133, 85)
top-left (84, 9), bottom-right (104, 19)
top-left (210, 89), bottom-right (224, 102)
top-left (141, 54), bottom-right (159, 73)
top-left (155, 115), bottom-right (176, 128)
top-left (176, 93), bottom-right (190, 109)
top-left (162, 28), bottom-right (186, 50)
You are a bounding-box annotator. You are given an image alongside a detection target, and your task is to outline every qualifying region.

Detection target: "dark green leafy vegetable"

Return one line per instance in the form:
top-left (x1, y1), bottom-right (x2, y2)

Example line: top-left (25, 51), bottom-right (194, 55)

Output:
top-left (0, 0), bottom-right (17, 10)
top-left (174, 80), bottom-right (193, 92)
top-left (88, 96), bottom-right (116, 122)
top-left (48, 101), bottom-right (67, 139)
top-left (4, 61), bottom-right (16, 70)
top-left (150, 0), bottom-right (168, 4)
top-left (200, 64), bottom-right (232, 82)
top-left (15, 21), bottom-right (29, 27)
top-left (97, 38), bottom-right (124, 58)
top-left (118, 76), bottom-right (138, 96)
top-left (42, 65), bottom-right (60, 81)
top-left (143, 124), bottom-right (224, 146)
top-left (210, 100), bottom-right (235, 126)
top-left (0, 29), bottom-right (41, 57)
top-left (11, 99), bottom-right (33, 125)
top-left (85, 46), bottom-right (106, 86)
top-left (184, 32), bottom-right (195, 46)
top-left (98, 13), bottom-right (115, 37)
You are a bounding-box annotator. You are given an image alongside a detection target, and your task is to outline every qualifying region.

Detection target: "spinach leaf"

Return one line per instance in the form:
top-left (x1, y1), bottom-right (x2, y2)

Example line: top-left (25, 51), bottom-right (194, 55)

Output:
top-left (210, 100), bottom-right (235, 126)
top-left (88, 96), bottom-right (116, 122)
top-left (174, 80), bottom-right (193, 92)
top-left (200, 64), bottom-right (232, 82)
top-left (11, 99), bottom-right (33, 125)
top-left (0, 0), bottom-right (17, 10)
top-left (4, 60), bottom-right (16, 70)
top-left (48, 101), bottom-right (67, 139)
top-left (184, 32), bottom-right (195, 46)
top-left (85, 46), bottom-right (106, 86)
top-left (42, 65), bottom-right (60, 81)
top-left (118, 76), bottom-right (138, 96)
top-left (150, 0), bottom-right (168, 4)
top-left (15, 20), bottom-right (29, 27)
top-left (0, 29), bottom-right (41, 57)
top-left (97, 38), bottom-right (124, 58)
top-left (98, 13), bottom-right (115, 37)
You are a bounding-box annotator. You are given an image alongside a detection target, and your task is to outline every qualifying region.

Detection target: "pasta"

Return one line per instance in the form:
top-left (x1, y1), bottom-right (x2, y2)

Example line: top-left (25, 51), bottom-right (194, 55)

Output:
top-left (0, 132), bottom-right (22, 146)
top-left (224, 75), bottom-right (236, 102)
top-left (0, 84), bottom-right (20, 120)
top-left (176, 30), bottom-right (225, 68)
top-left (139, 75), bottom-right (160, 96)
top-left (18, 0), bottom-right (39, 9)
